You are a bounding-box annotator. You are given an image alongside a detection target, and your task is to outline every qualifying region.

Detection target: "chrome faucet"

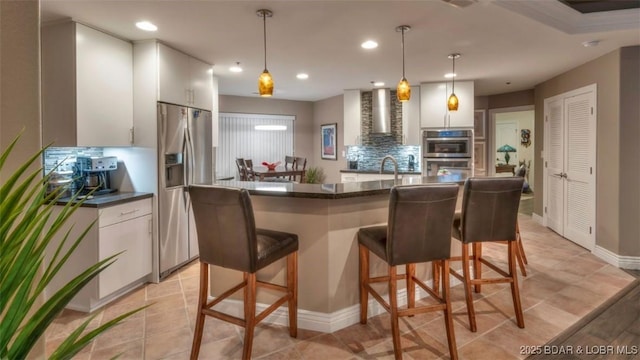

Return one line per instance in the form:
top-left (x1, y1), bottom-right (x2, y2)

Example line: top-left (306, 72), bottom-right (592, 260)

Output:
top-left (380, 155), bottom-right (399, 183)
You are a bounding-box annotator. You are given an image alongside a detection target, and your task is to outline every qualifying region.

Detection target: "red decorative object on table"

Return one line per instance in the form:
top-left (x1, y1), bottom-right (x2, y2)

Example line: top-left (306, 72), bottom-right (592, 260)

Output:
top-left (262, 161), bottom-right (281, 171)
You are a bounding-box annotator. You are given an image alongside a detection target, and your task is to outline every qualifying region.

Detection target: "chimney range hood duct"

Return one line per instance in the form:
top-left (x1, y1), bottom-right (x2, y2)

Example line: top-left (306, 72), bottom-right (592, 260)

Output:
top-left (372, 88), bottom-right (391, 133)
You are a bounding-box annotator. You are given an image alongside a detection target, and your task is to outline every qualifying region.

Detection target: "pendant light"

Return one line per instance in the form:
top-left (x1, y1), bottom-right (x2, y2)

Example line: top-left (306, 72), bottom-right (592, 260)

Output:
top-left (447, 53), bottom-right (460, 111)
top-left (395, 25), bottom-right (411, 102)
top-left (257, 9), bottom-right (274, 97)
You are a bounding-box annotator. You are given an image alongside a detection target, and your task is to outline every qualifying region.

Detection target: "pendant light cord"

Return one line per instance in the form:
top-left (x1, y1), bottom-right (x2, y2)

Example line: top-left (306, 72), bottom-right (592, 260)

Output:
top-left (401, 28), bottom-right (405, 78)
top-left (263, 12), bottom-right (267, 70)
top-left (451, 56), bottom-right (455, 93)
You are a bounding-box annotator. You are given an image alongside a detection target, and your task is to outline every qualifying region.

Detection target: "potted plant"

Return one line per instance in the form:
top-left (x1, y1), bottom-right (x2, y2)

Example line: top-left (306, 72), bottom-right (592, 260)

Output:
top-left (304, 166), bottom-right (326, 184)
top-left (0, 133), bottom-right (145, 359)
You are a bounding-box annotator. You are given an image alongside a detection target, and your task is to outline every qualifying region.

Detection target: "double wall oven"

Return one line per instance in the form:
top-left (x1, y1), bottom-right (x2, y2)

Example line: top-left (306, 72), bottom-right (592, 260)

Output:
top-left (423, 129), bottom-right (473, 177)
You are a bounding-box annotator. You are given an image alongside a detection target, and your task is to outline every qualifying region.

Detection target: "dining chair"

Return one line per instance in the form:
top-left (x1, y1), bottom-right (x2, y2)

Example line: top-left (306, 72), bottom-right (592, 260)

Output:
top-left (284, 156), bottom-right (296, 180)
top-left (244, 159), bottom-right (256, 181)
top-left (436, 177), bottom-right (525, 333)
top-left (235, 158), bottom-right (247, 181)
top-left (358, 184), bottom-right (459, 360)
top-left (293, 157), bottom-right (307, 183)
top-left (189, 185), bottom-right (298, 360)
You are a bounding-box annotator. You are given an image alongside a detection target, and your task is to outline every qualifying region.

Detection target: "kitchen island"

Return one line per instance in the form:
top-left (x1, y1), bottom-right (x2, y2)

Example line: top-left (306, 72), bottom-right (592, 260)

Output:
top-left (207, 176), bottom-right (465, 332)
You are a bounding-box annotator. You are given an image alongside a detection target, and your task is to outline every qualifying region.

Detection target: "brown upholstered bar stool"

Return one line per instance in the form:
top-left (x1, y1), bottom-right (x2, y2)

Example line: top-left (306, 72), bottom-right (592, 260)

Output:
top-left (358, 184), bottom-right (459, 360)
top-left (188, 185), bottom-right (298, 360)
top-left (439, 177), bottom-right (525, 333)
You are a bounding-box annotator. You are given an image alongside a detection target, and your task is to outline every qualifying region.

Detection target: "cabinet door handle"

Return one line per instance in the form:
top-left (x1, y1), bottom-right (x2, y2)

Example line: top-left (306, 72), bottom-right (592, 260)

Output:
top-left (120, 209), bottom-right (139, 216)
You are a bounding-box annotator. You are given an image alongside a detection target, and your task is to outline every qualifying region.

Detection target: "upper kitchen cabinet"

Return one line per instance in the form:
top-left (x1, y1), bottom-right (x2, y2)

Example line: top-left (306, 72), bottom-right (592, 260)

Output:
top-left (402, 85), bottom-right (421, 145)
top-left (343, 90), bottom-right (361, 146)
top-left (157, 43), bottom-right (213, 111)
top-left (420, 81), bottom-right (474, 129)
top-left (42, 22), bottom-right (133, 147)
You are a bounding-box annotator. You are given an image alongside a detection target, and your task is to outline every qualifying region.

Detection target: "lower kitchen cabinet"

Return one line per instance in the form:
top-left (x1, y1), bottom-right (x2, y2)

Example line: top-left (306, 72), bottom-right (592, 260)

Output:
top-left (341, 173), bottom-right (398, 183)
top-left (45, 198), bottom-right (152, 312)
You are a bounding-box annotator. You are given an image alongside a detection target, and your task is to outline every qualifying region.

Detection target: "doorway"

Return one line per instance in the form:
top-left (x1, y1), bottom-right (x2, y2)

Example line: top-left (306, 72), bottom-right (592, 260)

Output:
top-left (488, 106), bottom-right (535, 191)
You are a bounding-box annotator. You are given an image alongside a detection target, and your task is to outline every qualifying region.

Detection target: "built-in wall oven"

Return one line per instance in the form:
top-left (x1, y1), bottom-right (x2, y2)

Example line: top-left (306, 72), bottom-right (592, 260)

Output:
top-left (423, 129), bottom-right (473, 177)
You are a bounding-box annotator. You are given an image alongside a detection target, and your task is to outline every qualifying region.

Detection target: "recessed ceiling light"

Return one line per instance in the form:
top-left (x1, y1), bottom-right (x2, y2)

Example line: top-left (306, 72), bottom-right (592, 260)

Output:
top-left (296, 73), bottom-right (309, 79)
top-left (361, 40), bottom-right (378, 49)
top-left (135, 21), bottom-right (157, 32)
top-left (229, 62), bottom-right (243, 73)
top-left (582, 40), bottom-right (600, 47)
top-left (373, 81), bottom-right (385, 87)
top-left (444, 73), bottom-right (456, 79)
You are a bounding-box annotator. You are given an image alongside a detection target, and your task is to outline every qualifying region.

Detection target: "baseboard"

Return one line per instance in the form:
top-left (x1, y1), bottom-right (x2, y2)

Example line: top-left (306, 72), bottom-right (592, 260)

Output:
top-left (210, 277), bottom-right (463, 333)
top-left (593, 245), bottom-right (640, 270)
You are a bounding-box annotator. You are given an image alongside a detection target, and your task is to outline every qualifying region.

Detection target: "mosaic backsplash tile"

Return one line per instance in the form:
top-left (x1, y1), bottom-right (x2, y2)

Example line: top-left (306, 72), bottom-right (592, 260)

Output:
top-left (44, 147), bottom-right (104, 173)
top-left (345, 144), bottom-right (421, 173)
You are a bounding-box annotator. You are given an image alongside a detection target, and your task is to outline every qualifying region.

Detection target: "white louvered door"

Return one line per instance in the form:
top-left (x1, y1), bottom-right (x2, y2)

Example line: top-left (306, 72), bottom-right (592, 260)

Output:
top-left (543, 84), bottom-right (596, 251)
top-left (545, 98), bottom-right (564, 235)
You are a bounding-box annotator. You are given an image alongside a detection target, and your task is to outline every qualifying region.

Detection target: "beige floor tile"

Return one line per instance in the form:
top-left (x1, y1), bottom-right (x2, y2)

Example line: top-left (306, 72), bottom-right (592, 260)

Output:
top-left (458, 336), bottom-right (520, 360)
top-left (144, 326), bottom-right (193, 360)
top-left (333, 322), bottom-right (387, 353)
top-left (146, 308), bottom-right (190, 337)
top-left (145, 293), bottom-right (186, 317)
top-left (179, 260), bottom-right (201, 279)
top-left (196, 316), bottom-right (240, 344)
top-left (91, 338), bottom-right (144, 360)
top-left (45, 308), bottom-right (103, 341)
top-left (197, 335), bottom-right (244, 359)
top-left (94, 316), bottom-right (145, 350)
top-left (241, 324), bottom-right (297, 358)
top-left (256, 345), bottom-right (302, 359)
top-left (146, 278), bottom-right (183, 300)
top-left (295, 333), bottom-right (355, 360)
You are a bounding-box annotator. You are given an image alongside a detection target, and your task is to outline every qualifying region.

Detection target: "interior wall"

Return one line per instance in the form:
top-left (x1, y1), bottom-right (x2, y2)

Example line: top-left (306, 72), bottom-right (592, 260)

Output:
top-left (218, 95), bottom-right (314, 167)
top-left (535, 49), bottom-right (621, 254)
top-left (619, 46), bottom-right (640, 257)
top-left (0, 0), bottom-right (45, 358)
top-left (312, 95), bottom-right (343, 184)
top-left (488, 89), bottom-right (534, 109)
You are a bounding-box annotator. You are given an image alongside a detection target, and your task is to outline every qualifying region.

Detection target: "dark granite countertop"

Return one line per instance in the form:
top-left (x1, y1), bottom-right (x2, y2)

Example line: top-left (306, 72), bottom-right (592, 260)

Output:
top-left (213, 174), bottom-right (465, 200)
top-left (54, 192), bottom-right (153, 208)
top-left (340, 169), bottom-right (422, 175)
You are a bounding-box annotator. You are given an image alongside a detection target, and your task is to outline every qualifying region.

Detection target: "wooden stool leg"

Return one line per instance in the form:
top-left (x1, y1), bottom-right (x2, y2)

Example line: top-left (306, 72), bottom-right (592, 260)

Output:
top-left (190, 263), bottom-right (208, 360)
top-left (432, 261), bottom-right (440, 294)
top-left (242, 273), bottom-right (257, 360)
top-left (287, 252), bottom-right (298, 338)
top-left (461, 243), bottom-right (477, 332)
top-left (515, 240), bottom-right (528, 277)
top-left (388, 265), bottom-right (402, 359)
top-left (441, 260), bottom-right (458, 360)
top-left (508, 242), bottom-right (525, 328)
top-left (473, 243), bottom-right (482, 293)
top-left (406, 263), bottom-right (416, 312)
top-left (359, 244), bottom-right (370, 324)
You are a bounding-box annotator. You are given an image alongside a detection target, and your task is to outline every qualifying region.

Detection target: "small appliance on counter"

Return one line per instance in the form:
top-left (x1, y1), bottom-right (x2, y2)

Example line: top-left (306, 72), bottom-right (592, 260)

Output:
top-left (75, 156), bottom-right (118, 196)
top-left (408, 154), bottom-right (416, 172)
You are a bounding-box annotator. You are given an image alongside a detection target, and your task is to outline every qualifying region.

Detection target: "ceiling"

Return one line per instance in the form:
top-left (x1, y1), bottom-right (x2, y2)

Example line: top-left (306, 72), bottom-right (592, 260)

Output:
top-left (40, 0), bottom-right (640, 102)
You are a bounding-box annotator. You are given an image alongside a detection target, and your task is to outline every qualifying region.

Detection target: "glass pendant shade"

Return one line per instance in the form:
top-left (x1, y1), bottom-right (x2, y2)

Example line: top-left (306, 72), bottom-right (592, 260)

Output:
top-left (447, 93), bottom-right (459, 111)
top-left (397, 77), bottom-right (411, 102)
top-left (258, 69), bottom-right (274, 97)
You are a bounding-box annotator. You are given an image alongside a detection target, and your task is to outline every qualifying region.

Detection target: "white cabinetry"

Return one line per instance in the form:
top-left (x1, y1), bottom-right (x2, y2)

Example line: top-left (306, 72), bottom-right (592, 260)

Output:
top-left (343, 90), bottom-right (362, 146)
top-left (42, 21), bottom-right (133, 147)
top-left (45, 198), bottom-right (153, 312)
top-left (158, 43), bottom-right (213, 110)
top-left (341, 173), bottom-right (398, 183)
top-left (402, 85), bottom-right (421, 145)
top-left (420, 81), bottom-right (474, 129)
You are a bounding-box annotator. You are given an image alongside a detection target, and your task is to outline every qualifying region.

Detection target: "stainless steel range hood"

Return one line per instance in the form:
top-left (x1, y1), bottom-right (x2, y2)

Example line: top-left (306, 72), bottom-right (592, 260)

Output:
top-left (371, 88), bottom-right (391, 133)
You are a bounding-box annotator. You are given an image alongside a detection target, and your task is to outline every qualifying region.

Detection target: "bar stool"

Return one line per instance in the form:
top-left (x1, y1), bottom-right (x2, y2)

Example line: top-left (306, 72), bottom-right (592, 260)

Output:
top-left (358, 184), bottom-right (459, 360)
top-left (188, 185), bottom-right (298, 360)
top-left (440, 177), bottom-right (525, 332)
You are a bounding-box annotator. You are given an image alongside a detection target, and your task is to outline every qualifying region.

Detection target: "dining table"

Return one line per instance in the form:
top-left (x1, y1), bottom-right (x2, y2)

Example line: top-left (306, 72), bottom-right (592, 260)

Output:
top-left (252, 166), bottom-right (305, 183)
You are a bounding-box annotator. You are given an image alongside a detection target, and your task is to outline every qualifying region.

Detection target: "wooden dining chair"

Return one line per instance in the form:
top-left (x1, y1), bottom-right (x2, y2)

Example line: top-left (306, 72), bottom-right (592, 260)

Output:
top-left (284, 156), bottom-right (296, 180)
top-left (235, 158), bottom-right (247, 181)
top-left (293, 157), bottom-right (307, 182)
top-left (244, 159), bottom-right (256, 181)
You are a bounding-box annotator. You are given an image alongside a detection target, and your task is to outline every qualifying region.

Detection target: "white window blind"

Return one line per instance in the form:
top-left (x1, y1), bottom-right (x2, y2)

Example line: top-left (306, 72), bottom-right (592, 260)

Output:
top-left (216, 113), bottom-right (294, 179)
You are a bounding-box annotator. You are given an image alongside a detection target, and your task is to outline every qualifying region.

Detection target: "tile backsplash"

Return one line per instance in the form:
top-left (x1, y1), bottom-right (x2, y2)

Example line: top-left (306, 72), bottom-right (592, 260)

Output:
top-left (44, 147), bottom-right (104, 173)
top-left (345, 144), bottom-right (420, 173)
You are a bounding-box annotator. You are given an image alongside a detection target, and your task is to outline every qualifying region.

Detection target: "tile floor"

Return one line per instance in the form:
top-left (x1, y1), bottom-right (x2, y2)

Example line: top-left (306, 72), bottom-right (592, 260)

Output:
top-left (45, 215), bottom-right (637, 359)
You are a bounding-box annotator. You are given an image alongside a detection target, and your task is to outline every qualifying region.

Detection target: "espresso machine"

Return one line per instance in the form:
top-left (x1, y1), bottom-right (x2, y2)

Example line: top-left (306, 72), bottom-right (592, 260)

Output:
top-left (75, 156), bottom-right (118, 196)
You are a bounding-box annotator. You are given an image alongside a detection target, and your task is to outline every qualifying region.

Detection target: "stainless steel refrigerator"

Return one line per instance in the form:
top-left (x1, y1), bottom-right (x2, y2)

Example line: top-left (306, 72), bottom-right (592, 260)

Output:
top-left (157, 102), bottom-right (212, 279)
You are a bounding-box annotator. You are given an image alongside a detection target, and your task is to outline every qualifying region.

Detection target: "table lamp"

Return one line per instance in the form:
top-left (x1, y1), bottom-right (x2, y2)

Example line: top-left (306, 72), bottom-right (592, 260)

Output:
top-left (497, 144), bottom-right (517, 164)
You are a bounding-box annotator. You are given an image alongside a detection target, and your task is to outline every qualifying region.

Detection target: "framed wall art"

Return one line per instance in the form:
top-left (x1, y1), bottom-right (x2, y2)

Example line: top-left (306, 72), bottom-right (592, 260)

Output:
top-left (474, 110), bottom-right (486, 140)
top-left (321, 123), bottom-right (337, 160)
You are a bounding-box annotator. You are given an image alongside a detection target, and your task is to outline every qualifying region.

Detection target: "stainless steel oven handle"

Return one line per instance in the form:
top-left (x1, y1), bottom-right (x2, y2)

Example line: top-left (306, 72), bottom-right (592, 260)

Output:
top-left (425, 137), bottom-right (469, 141)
